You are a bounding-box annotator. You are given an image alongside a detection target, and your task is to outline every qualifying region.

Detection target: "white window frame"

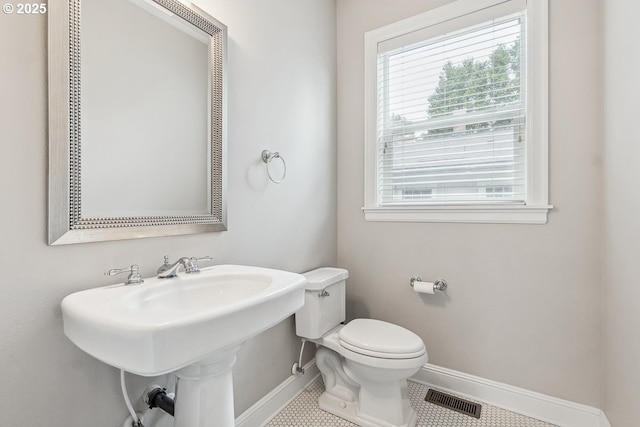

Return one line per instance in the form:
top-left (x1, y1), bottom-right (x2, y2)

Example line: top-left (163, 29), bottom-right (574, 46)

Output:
top-left (363, 0), bottom-right (551, 224)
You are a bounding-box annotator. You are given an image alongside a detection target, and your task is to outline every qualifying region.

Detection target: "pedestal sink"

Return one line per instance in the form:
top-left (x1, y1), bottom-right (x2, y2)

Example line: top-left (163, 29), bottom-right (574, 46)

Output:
top-left (61, 265), bottom-right (307, 427)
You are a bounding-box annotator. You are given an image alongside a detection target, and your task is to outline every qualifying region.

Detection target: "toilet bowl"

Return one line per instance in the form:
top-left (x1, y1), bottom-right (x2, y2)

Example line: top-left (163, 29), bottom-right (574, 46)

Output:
top-left (295, 268), bottom-right (427, 427)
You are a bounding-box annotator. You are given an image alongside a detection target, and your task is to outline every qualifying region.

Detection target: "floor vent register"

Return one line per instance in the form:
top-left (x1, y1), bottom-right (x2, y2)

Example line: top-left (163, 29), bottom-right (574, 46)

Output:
top-left (425, 389), bottom-right (482, 419)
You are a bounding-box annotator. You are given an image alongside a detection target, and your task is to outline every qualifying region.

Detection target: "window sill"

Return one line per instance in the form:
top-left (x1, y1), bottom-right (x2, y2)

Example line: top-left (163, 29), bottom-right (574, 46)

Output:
top-left (362, 204), bottom-right (552, 224)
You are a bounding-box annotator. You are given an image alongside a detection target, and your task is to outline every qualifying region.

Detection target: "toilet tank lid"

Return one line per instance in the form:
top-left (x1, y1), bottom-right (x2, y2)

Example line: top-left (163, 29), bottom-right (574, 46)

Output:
top-left (302, 268), bottom-right (349, 291)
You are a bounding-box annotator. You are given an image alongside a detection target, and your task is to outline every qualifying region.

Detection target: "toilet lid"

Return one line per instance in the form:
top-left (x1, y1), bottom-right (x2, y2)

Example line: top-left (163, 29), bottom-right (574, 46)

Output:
top-left (339, 319), bottom-right (425, 359)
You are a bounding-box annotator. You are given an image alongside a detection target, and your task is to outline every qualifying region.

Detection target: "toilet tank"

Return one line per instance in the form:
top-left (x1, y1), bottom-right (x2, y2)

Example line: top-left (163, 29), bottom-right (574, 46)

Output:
top-left (295, 268), bottom-right (349, 339)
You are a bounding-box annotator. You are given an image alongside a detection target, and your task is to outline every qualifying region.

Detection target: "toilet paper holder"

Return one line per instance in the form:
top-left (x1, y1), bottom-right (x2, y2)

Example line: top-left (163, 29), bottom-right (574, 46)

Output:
top-left (410, 276), bottom-right (448, 292)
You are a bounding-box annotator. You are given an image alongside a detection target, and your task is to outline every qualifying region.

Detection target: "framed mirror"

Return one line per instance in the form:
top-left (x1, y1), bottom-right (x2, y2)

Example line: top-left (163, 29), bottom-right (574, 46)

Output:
top-left (48, 0), bottom-right (227, 245)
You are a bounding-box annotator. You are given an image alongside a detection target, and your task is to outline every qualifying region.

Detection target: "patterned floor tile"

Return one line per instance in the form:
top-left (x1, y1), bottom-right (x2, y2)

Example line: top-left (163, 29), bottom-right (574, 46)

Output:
top-left (266, 376), bottom-right (558, 427)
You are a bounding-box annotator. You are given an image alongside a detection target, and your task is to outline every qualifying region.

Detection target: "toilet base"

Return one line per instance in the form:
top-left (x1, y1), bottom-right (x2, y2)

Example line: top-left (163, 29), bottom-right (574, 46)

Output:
top-left (319, 390), bottom-right (418, 427)
top-left (312, 334), bottom-right (423, 427)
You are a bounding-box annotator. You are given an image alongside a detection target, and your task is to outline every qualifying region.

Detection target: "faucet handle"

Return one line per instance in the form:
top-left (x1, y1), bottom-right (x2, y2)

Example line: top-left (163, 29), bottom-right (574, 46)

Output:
top-left (186, 256), bottom-right (213, 274)
top-left (105, 264), bottom-right (144, 285)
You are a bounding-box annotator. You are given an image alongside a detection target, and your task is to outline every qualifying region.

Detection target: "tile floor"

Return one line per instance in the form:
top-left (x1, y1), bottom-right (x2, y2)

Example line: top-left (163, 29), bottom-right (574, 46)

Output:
top-left (266, 376), bottom-right (558, 427)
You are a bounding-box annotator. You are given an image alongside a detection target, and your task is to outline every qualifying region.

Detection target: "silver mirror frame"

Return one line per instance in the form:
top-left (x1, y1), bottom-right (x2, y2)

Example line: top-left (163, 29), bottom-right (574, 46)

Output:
top-left (48, 0), bottom-right (227, 245)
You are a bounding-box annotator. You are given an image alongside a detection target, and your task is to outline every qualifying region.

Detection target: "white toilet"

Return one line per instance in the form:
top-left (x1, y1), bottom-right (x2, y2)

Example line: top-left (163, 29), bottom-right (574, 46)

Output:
top-left (296, 268), bottom-right (427, 427)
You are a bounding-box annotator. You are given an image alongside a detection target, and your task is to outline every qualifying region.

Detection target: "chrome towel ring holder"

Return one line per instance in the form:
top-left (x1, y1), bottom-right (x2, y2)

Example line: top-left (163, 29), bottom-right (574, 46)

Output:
top-left (261, 150), bottom-right (287, 184)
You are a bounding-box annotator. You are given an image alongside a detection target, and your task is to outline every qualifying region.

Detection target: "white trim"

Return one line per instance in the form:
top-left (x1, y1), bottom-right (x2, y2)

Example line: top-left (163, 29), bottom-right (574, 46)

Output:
top-left (363, 0), bottom-right (550, 224)
top-left (235, 361), bottom-right (320, 427)
top-left (365, 0), bottom-right (520, 50)
top-left (376, 0), bottom-right (526, 54)
top-left (526, 0), bottom-right (550, 210)
top-left (363, 204), bottom-right (551, 224)
top-left (412, 363), bottom-right (608, 427)
top-left (363, 26), bottom-right (380, 212)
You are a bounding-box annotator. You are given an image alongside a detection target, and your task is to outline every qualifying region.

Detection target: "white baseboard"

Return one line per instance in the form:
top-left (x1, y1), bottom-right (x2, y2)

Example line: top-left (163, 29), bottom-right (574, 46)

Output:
top-left (412, 363), bottom-right (608, 427)
top-left (235, 360), bottom-right (320, 427)
top-left (235, 360), bottom-right (611, 427)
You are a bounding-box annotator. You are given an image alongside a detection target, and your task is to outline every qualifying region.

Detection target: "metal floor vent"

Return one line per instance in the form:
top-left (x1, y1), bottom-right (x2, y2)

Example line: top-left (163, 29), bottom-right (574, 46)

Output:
top-left (425, 389), bottom-right (482, 419)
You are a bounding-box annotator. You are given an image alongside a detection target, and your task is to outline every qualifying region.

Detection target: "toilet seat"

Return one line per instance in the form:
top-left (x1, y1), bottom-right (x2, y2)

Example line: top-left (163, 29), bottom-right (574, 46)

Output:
top-left (339, 319), bottom-right (426, 359)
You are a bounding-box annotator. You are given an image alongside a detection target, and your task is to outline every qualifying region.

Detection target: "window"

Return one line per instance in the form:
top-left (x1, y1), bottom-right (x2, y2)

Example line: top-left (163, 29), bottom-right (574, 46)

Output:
top-left (363, 0), bottom-right (550, 224)
top-left (485, 186), bottom-right (514, 198)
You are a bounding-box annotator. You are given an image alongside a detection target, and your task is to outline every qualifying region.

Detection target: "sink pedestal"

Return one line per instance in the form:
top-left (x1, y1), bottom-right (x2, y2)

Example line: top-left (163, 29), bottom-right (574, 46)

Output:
top-left (174, 344), bottom-right (242, 427)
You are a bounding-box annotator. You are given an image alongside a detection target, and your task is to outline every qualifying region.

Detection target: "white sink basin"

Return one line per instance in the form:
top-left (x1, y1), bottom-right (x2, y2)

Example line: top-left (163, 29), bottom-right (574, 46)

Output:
top-left (61, 264), bottom-right (307, 376)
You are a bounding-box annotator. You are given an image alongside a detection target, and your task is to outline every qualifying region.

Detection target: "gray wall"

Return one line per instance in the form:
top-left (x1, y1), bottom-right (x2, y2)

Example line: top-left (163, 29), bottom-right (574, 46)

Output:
top-left (336, 0), bottom-right (603, 407)
top-left (602, 0), bottom-right (640, 425)
top-left (0, 0), bottom-right (336, 425)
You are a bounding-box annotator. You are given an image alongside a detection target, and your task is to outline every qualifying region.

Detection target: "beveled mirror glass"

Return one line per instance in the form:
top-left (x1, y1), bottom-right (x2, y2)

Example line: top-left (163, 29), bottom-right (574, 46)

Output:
top-left (48, 0), bottom-right (227, 245)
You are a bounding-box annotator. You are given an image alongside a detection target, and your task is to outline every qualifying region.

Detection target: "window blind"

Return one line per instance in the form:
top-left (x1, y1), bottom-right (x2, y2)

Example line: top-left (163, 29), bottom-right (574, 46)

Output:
top-left (376, 11), bottom-right (527, 205)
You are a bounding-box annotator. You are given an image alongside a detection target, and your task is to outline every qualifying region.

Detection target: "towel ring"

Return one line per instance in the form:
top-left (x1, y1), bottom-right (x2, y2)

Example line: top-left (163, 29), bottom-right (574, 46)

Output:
top-left (261, 150), bottom-right (287, 184)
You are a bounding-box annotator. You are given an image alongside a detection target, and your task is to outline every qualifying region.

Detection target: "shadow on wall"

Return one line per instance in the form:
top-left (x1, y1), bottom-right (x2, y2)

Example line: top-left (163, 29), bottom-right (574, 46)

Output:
top-left (347, 296), bottom-right (371, 321)
top-left (415, 288), bottom-right (450, 308)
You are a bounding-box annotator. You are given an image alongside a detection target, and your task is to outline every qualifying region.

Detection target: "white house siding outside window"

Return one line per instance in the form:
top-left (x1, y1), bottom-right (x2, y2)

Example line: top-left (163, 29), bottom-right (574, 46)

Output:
top-left (363, 0), bottom-right (550, 224)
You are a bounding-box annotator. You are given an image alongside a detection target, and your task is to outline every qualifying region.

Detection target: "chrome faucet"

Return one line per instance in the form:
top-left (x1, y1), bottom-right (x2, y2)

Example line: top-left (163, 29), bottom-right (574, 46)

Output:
top-left (157, 256), bottom-right (212, 278)
top-left (105, 264), bottom-right (144, 285)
